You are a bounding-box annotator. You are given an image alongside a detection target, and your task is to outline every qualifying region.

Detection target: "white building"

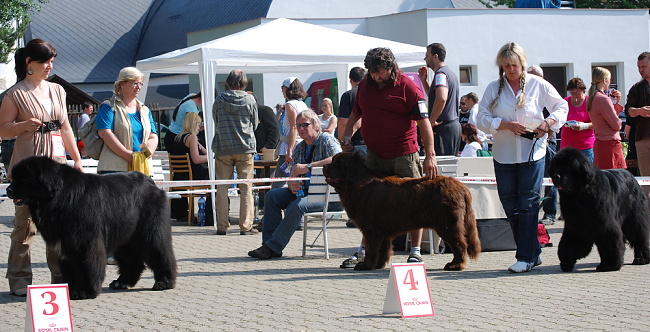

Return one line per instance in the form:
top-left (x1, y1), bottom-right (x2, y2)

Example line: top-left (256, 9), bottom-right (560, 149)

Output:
top-left (187, 8), bottom-right (648, 107)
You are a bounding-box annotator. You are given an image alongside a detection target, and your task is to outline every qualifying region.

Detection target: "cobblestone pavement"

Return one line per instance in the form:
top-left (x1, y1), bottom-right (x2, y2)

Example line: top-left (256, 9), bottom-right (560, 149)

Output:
top-left (0, 199), bottom-right (649, 331)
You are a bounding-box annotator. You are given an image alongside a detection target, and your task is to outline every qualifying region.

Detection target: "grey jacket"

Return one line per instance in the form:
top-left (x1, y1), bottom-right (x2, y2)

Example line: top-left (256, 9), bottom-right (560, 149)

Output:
top-left (211, 90), bottom-right (258, 157)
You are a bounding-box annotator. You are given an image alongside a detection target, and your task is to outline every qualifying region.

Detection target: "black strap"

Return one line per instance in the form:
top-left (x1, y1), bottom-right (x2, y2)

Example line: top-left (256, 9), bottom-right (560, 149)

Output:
top-left (304, 144), bottom-right (315, 164)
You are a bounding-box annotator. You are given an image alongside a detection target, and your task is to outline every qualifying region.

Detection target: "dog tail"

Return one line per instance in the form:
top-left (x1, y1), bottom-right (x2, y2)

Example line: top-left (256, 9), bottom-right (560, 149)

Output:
top-left (464, 191), bottom-right (481, 261)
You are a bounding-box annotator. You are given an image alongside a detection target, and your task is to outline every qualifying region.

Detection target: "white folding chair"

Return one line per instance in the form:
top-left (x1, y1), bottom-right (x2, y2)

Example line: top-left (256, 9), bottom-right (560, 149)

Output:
top-left (302, 167), bottom-right (346, 259)
top-left (405, 229), bottom-right (444, 254)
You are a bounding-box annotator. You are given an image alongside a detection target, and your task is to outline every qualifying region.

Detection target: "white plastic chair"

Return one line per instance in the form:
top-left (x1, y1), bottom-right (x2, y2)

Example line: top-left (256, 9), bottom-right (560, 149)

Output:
top-left (301, 167), bottom-right (346, 259)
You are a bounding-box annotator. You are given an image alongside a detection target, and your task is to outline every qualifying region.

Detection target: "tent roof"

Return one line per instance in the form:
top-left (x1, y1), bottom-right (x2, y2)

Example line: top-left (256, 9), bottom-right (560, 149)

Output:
top-left (136, 18), bottom-right (426, 75)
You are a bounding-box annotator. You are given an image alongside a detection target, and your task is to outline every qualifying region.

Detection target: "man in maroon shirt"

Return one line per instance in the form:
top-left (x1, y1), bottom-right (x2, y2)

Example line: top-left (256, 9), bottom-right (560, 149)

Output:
top-left (339, 47), bottom-right (437, 268)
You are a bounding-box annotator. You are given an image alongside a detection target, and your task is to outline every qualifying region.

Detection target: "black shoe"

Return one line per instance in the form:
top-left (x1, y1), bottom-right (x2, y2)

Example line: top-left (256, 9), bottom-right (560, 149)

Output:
top-left (215, 230), bottom-right (227, 235)
top-left (345, 220), bottom-right (356, 228)
top-left (240, 228), bottom-right (260, 235)
top-left (340, 253), bottom-right (363, 268)
top-left (407, 253), bottom-right (423, 263)
top-left (248, 244), bottom-right (282, 259)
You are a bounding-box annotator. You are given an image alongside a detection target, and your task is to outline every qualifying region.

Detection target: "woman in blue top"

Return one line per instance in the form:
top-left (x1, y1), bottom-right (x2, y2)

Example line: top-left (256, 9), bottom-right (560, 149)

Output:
top-left (96, 67), bottom-right (158, 173)
top-left (164, 92), bottom-right (201, 152)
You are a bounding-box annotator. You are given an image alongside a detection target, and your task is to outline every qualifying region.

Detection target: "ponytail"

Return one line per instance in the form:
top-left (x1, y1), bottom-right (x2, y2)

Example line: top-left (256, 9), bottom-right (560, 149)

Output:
top-left (587, 82), bottom-right (598, 112)
top-left (14, 48), bottom-right (27, 81)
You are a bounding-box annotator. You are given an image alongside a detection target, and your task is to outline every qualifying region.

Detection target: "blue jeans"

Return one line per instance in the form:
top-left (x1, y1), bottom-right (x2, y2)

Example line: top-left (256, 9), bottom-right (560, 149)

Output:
top-left (581, 148), bottom-right (594, 162)
top-left (493, 159), bottom-right (544, 263)
top-left (263, 187), bottom-right (342, 254)
top-left (542, 141), bottom-right (557, 218)
top-left (353, 145), bottom-right (367, 157)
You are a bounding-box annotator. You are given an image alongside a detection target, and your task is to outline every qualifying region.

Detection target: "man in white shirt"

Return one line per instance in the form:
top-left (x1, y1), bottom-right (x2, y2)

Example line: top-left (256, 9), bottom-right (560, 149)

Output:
top-left (77, 101), bottom-right (93, 130)
top-left (464, 92), bottom-right (489, 145)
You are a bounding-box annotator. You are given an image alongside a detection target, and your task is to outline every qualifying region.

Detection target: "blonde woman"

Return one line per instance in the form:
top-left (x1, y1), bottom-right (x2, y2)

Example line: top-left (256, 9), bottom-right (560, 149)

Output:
top-left (319, 98), bottom-right (338, 134)
top-left (169, 112), bottom-right (208, 222)
top-left (587, 67), bottom-right (626, 169)
top-left (97, 67), bottom-right (158, 174)
top-left (476, 42), bottom-right (567, 273)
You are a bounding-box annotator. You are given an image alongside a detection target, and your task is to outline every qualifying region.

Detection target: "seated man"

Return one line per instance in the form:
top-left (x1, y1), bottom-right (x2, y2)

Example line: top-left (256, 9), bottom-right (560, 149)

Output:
top-left (248, 110), bottom-right (342, 259)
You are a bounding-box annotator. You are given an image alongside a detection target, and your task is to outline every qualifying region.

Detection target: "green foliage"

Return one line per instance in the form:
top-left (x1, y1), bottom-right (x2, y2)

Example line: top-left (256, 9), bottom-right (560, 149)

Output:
top-left (576, 0), bottom-right (650, 8)
top-left (478, 0), bottom-right (516, 8)
top-left (478, 0), bottom-right (650, 8)
top-left (0, 0), bottom-right (46, 64)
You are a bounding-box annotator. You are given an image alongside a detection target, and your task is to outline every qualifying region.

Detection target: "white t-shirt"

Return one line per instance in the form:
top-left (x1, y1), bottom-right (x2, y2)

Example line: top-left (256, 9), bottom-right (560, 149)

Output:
top-left (319, 114), bottom-right (336, 131)
top-left (460, 141), bottom-right (482, 157)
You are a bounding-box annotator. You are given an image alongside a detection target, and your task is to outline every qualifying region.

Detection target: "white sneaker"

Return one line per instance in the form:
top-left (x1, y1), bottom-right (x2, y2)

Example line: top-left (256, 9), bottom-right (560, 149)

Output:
top-left (534, 256), bottom-right (542, 267)
top-left (508, 261), bottom-right (534, 273)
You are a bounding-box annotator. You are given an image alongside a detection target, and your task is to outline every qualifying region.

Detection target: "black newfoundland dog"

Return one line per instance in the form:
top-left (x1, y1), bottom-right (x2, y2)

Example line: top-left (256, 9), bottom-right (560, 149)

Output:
top-left (549, 147), bottom-right (650, 272)
top-left (7, 157), bottom-right (177, 299)
top-left (323, 152), bottom-right (480, 271)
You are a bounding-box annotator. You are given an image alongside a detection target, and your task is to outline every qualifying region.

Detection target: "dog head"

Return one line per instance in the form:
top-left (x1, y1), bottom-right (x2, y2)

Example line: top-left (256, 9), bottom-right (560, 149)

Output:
top-left (323, 151), bottom-right (370, 192)
top-left (7, 157), bottom-right (63, 206)
top-left (548, 147), bottom-right (596, 194)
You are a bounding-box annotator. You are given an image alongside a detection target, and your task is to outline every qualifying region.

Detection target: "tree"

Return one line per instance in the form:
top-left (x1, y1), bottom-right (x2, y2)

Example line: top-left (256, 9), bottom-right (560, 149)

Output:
top-left (0, 0), bottom-right (46, 64)
top-left (576, 0), bottom-right (650, 8)
top-left (479, 0), bottom-right (650, 8)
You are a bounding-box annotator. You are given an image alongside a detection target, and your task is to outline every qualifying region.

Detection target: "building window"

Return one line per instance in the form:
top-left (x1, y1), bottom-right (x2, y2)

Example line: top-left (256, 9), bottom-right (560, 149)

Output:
top-left (459, 66), bottom-right (475, 85)
top-left (540, 66), bottom-right (567, 97)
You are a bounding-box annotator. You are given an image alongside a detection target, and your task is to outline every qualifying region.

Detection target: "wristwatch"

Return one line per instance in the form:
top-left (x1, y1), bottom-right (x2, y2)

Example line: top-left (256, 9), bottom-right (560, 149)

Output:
top-left (307, 163), bottom-right (312, 170)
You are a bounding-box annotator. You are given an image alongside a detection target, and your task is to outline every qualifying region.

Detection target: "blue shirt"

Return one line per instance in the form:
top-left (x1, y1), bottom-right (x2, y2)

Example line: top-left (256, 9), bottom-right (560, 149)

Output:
top-left (96, 103), bottom-right (157, 152)
top-left (169, 94), bottom-right (200, 134)
top-left (292, 132), bottom-right (342, 192)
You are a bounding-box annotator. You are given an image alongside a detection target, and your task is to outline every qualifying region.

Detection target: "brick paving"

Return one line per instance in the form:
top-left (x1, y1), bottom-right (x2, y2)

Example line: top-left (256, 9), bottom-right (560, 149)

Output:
top-left (0, 199), bottom-right (649, 331)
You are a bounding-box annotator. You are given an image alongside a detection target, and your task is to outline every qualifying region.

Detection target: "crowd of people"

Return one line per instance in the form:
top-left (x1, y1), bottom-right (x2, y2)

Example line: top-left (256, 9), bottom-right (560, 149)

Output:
top-left (2, 36), bottom-right (649, 297)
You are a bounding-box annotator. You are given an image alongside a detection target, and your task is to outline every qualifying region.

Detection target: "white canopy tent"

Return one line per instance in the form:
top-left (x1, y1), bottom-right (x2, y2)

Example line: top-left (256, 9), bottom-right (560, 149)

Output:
top-left (136, 18), bottom-right (427, 226)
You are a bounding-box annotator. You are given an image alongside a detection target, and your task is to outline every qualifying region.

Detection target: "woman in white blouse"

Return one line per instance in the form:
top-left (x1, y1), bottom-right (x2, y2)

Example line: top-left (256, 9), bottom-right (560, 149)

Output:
top-left (476, 42), bottom-right (567, 273)
top-left (318, 98), bottom-right (337, 134)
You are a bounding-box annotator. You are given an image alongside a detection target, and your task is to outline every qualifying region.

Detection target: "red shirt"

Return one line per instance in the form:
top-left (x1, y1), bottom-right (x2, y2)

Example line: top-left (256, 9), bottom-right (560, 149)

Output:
top-left (353, 72), bottom-right (425, 159)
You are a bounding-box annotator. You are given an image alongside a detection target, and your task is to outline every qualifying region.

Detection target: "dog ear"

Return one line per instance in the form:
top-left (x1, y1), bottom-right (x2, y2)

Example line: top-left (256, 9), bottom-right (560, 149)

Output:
top-left (351, 150), bottom-right (364, 163)
top-left (30, 157), bottom-right (62, 199)
top-left (572, 151), bottom-right (596, 186)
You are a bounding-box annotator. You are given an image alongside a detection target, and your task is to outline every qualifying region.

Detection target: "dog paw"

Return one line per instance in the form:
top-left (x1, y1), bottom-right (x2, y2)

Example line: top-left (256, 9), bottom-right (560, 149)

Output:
top-left (560, 262), bottom-right (575, 272)
top-left (109, 280), bottom-right (130, 290)
top-left (596, 264), bottom-right (621, 272)
top-left (443, 263), bottom-right (463, 271)
top-left (353, 262), bottom-right (373, 270)
top-left (151, 281), bottom-right (173, 291)
top-left (69, 290), bottom-right (97, 300)
top-left (632, 257), bottom-right (650, 265)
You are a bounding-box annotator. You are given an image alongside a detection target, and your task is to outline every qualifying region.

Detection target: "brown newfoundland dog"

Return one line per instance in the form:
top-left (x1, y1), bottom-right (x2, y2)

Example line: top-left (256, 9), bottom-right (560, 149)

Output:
top-left (323, 152), bottom-right (480, 271)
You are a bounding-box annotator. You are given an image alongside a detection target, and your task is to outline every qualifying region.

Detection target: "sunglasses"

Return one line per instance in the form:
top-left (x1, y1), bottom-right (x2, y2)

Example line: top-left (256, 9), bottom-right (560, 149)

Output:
top-left (295, 123), bottom-right (311, 129)
top-left (460, 102), bottom-right (466, 106)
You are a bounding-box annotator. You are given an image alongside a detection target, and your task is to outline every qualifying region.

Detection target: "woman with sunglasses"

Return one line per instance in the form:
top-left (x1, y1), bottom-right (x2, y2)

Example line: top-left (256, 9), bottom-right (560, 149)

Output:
top-left (248, 110), bottom-right (341, 259)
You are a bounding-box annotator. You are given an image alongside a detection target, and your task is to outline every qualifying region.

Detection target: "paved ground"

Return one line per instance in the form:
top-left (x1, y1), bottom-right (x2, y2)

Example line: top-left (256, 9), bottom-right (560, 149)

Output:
top-left (0, 198), bottom-right (649, 331)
